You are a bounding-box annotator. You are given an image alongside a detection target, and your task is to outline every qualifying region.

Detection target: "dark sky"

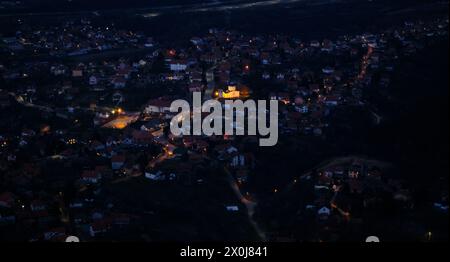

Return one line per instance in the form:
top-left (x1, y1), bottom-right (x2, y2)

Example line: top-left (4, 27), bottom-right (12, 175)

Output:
top-left (11, 0), bottom-right (438, 11)
top-left (17, 0), bottom-right (238, 9)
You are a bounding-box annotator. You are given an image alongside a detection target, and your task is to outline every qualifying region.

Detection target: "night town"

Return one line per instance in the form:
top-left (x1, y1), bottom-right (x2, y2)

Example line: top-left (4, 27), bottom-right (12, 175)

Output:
top-left (0, 0), bottom-right (448, 252)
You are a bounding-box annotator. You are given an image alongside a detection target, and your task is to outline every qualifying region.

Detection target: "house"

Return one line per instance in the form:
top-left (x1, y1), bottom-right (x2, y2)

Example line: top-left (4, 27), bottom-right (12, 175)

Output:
top-left (189, 72), bottom-right (203, 83)
top-left (112, 92), bottom-right (123, 103)
top-left (72, 68), bottom-right (83, 77)
top-left (69, 200), bottom-right (84, 209)
top-left (191, 37), bottom-right (203, 45)
top-left (117, 67), bottom-right (131, 79)
top-left (188, 83), bottom-right (203, 93)
top-left (260, 52), bottom-right (270, 65)
top-left (433, 203), bottom-right (449, 212)
top-left (144, 98), bottom-right (172, 114)
top-left (278, 92), bottom-right (290, 104)
top-left (89, 219), bottom-right (112, 237)
top-left (218, 85), bottom-right (240, 99)
top-left (169, 60), bottom-right (188, 71)
top-left (226, 146), bottom-right (238, 154)
top-left (200, 53), bottom-right (219, 64)
top-left (310, 40), bottom-right (321, 48)
top-left (140, 119), bottom-right (163, 132)
top-left (322, 67), bottom-right (335, 74)
top-left (112, 76), bottom-right (126, 88)
top-left (62, 81), bottom-right (72, 91)
top-left (21, 129), bottom-right (36, 137)
top-left (30, 200), bottom-right (47, 212)
top-left (231, 154), bottom-right (245, 167)
top-left (0, 214), bottom-right (15, 225)
top-left (165, 73), bottom-right (184, 81)
top-left (112, 213), bottom-right (131, 226)
top-left (44, 227), bottom-right (66, 241)
top-left (89, 76), bottom-right (98, 85)
top-left (81, 170), bottom-right (102, 184)
top-left (111, 155), bottom-right (126, 170)
top-left (321, 39), bottom-right (334, 52)
top-left (0, 192), bottom-right (15, 208)
top-left (324, 95), bottom-right (340, 106)
top-left (145, 171), bottom-right (164, 181)
top-left (226, 206), bottom-right (239, 212)
top-left (317, 206), bottom-right (331, 219)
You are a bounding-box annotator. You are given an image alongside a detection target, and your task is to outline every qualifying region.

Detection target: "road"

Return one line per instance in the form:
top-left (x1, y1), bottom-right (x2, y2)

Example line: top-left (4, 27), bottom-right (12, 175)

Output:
top-left (224, 167), bottom-right (267, 241)
top-left (8, 91), bottom-right (141, 128)
top-left (8, 92), bottom-right (54, 113)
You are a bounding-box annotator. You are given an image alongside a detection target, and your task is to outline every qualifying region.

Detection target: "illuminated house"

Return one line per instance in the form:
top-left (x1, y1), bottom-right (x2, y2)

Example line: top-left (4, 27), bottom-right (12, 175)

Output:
top-left (218, 85), bottom-right (240, 99)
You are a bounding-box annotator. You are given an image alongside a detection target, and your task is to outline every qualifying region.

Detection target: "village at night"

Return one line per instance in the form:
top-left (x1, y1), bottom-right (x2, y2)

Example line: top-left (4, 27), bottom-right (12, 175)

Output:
top-left (0, 0), bottom-right (448, 249)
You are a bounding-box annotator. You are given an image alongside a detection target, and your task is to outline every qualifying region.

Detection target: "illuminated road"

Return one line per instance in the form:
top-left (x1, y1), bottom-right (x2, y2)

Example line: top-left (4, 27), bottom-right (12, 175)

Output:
top-left (9, 91), bottom-right (119, 116)
top-left (8, 92), bottom-right (54, 113)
